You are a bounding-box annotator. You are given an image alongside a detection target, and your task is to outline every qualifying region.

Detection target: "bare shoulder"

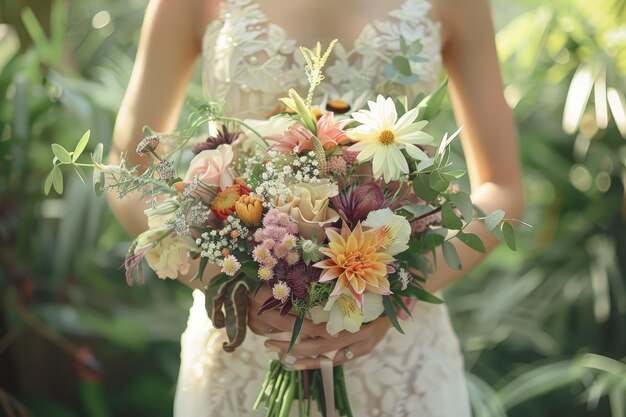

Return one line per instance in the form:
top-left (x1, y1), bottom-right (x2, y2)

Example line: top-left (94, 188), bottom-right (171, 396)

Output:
top-left (145, 0), bottom-right (221, 44)
top-left (429, 0), bottom-right (494, 50)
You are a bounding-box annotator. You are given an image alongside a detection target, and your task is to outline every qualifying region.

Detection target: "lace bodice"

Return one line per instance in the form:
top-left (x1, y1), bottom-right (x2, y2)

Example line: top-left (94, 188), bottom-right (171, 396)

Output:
top-left (201, 0), bottom-right (442, 118)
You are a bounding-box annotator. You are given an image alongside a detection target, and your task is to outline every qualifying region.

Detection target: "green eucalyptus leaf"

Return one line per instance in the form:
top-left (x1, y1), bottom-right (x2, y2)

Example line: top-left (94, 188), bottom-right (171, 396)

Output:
top-left (491, 223), bottom-right (505, 242)
top-left (410, 39), bottom-right (424, 55)
top-left (73, 130), bottom-right (91, 162)
top-left (413, 174), bottom-right (439, 201)
top-left (428, 172), bottom-right (449, 193)
top-left (395, 73), bottom-right (420, 85)
top-left (399, 35), bottom-right (409, 55)
top-left (392, 56), bottom-right (412, 77)
top-left (441, 201), bottom-right (463, 230)
top-left (52, 143), bottom-right (72, 164)
top-left (501, 221), bottom-right (517, 250)
top-left (51, 165), bottom-right (63, 194)
top-left (484, 209), bottom-right (505, 231)
top-left (383, 63), bottom-right (397, 79)
top-left (416, 157), bottom-right (436, 172)
top-left (456, 231), bottom-right (486, 253)
top-left (449, 191), bottom-right (473, 222)
top-left (72, 164), bottom-right (87, 184)
top-left (442, 241), bottom-right (462, 270)
top-left (441, 170), bottom-right (466, 180)
top-left (401, 204), bottom-right (433, 218)
top-left (44, 170), bottom-right (54, 195)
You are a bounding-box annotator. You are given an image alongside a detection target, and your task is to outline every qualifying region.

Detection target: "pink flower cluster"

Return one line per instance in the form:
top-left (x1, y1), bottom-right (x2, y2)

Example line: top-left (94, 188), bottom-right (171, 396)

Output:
top-left (253, 209), bottom-right (301, 280)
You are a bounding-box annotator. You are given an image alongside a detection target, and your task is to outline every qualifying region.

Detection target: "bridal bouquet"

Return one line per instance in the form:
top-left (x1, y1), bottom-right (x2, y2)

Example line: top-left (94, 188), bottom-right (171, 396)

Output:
top-left (46, 40), bottom-right (517, 417)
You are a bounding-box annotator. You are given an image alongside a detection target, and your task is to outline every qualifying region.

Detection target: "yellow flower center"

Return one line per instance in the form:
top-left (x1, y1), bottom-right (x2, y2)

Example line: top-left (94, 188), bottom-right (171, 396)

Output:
top-left (336, 294), bottom-right (360, 318)
top-left (211, 187), bottom-right (240, 212)
top-left (378, 129), bottom-right (395, 145)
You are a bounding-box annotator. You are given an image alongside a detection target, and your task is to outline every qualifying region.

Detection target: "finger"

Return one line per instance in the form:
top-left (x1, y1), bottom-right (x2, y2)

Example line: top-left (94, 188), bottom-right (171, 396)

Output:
top-left (265, 330), bottom-right (361, 356)
top-left (292, 342), bottom-right (369, 370)
top-left (255, 309), bottom-right (331, 338)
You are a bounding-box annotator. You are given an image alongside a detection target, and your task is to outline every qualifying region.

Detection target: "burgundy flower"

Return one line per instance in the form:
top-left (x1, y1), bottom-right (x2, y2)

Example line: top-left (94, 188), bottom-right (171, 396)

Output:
top-left (332, 182), bottom-right (387, 226)
top-left (192, 126), bottom-right (240, 155)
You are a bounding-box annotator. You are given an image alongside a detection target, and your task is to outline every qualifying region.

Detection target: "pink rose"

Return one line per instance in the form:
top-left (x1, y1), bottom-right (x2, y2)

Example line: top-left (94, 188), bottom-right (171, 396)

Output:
top-left (183, 144), bottom-right (234, 190)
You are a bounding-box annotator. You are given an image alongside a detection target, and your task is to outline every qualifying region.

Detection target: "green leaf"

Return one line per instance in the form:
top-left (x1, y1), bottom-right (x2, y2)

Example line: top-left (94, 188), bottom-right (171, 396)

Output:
top-left (51, 165), bottom-right (63, 194)
top-left (191, 257), bottom-right (210, 282)
top-left (413, 286), bottom-right (443, 304)
top-left (441, 201), bottom-right (463, 230)
top-left (44, 170), bottom-right (54, 195)
top-left (73, 164), bottom-right (87, 184)
top-left (442, 241), bottom-right (462, 270)
top-left (383, 296), bottom-right (404, 334)
top-left (383, 63), bottom-right (397, 79)
top-left (441, 170), bottom-right (466, 180)
top-left (501, 221), bottom-right (517, 250)
top-left (413, 174), bottom-right (439, 201)
top-left (484, 209), bottom-right (505, 231)
top-left (417, 79), bottom-right (448, 120)
top-left (428, 172), bottom-right (449, 193)
top-left (491, 224), bottom-right (505, 242)
top-left (456, 231), bottom-right (486, 253)
top-left (410, 39), bottom-right (423, 55)
top-left (287, 310), bottom-right (305, 353)
top-left (92, 143), bottom-right (105, 196)
top-left (424, 231), bottom-right (445, 248)
top-left (52, 143), bottom-right (72, 164)
top-left (449, 191), bottom-right (473, 222)
top-left (399, 35), bottom-right (409, 55)
top-left (207, 272), bottom-right (230, 288)
top-left (240, 262), bottom-right (259, 280)
top-left (394, 73), bottom-right (420, 85)
top-left (401, 204), bottom-right (433, 218)
top-left (392, 56), bottom-right (412, 77)
top-left (73, 130), bottom-right (91, 162)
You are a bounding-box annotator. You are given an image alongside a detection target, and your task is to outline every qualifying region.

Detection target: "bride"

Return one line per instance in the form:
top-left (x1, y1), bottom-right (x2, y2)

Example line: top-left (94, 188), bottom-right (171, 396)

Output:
top-left (108, 0), bottom-right (524, 415)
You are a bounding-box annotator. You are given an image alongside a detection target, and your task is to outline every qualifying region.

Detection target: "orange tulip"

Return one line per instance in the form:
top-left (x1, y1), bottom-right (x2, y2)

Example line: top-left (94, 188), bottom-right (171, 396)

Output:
top-left (235, 195), bottom-right (264, 227)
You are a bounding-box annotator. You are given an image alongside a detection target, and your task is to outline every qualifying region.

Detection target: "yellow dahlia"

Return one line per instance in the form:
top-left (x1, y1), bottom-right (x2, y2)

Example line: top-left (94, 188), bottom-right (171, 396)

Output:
top-left (347, 95), bottom-right (434, 182)
top-left (313, 223), bottom-right (394, 308)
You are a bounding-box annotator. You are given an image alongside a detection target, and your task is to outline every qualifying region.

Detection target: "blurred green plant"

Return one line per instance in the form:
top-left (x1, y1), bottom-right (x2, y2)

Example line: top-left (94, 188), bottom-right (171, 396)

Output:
top-left (453, 0), bottom-right (626, 416)
top-left (0, 0), bottom-right (625, 416)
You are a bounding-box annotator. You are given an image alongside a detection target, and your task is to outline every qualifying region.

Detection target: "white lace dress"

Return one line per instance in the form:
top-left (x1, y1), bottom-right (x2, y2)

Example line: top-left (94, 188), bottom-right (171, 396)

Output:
top-left (174, 0), bottom-right (471, 416)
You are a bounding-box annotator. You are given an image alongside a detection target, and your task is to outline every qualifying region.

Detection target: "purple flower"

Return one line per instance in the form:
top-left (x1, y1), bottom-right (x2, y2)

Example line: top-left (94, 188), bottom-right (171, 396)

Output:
top-left (192, 126), bottom-right (240, 155)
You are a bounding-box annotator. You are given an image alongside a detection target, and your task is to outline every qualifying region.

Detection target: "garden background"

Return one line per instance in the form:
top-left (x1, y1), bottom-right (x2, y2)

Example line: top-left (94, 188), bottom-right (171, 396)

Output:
top-left (1, 0), bottom-right (625, 416)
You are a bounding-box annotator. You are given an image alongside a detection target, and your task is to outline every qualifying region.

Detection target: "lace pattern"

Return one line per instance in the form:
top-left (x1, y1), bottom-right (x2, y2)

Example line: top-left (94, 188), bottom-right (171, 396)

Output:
top-left (175, 290), bottom-right (470, 417)
top-left (201, 0), bottom-right (442, 118)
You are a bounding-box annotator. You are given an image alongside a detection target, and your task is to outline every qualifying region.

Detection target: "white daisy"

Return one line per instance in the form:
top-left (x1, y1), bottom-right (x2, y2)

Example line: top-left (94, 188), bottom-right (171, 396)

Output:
top-left (347, 95), bottom-right (434, 182)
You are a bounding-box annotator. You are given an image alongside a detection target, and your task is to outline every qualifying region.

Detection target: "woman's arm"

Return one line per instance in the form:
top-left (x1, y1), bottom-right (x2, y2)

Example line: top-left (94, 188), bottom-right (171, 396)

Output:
top-left (108, 0), bottom-right (220, 289)
top-left (421, 0), bottom-right (524, 293)
top-left (271, 0), bottom-right (525, 368)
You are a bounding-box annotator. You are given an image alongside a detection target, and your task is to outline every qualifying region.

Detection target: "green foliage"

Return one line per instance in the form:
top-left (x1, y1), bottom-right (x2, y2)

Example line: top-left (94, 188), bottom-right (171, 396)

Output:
top-left (1, 0), bottom-right (625, 416)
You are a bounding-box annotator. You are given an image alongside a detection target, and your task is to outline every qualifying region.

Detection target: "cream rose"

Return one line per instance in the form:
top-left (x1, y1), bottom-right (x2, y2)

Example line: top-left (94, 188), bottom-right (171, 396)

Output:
top-left (136, 228), bottom-right (196, 280)
top-left (275, 181), bottom-right (340, 241)
top-left (183, 144), bottom-right (234, 190)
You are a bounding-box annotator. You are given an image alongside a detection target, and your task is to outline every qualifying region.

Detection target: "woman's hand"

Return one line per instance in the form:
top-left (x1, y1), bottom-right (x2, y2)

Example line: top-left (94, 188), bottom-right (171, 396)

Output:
top-left (264, 315), bottom-right (393, 370)
top-left (247, 286), bottom-right (332, 339)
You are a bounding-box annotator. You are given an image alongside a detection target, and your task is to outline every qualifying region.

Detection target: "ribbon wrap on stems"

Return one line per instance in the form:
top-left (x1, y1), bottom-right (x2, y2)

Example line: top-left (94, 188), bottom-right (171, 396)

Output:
top-left (254, 331), bottom-right (350, 417)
